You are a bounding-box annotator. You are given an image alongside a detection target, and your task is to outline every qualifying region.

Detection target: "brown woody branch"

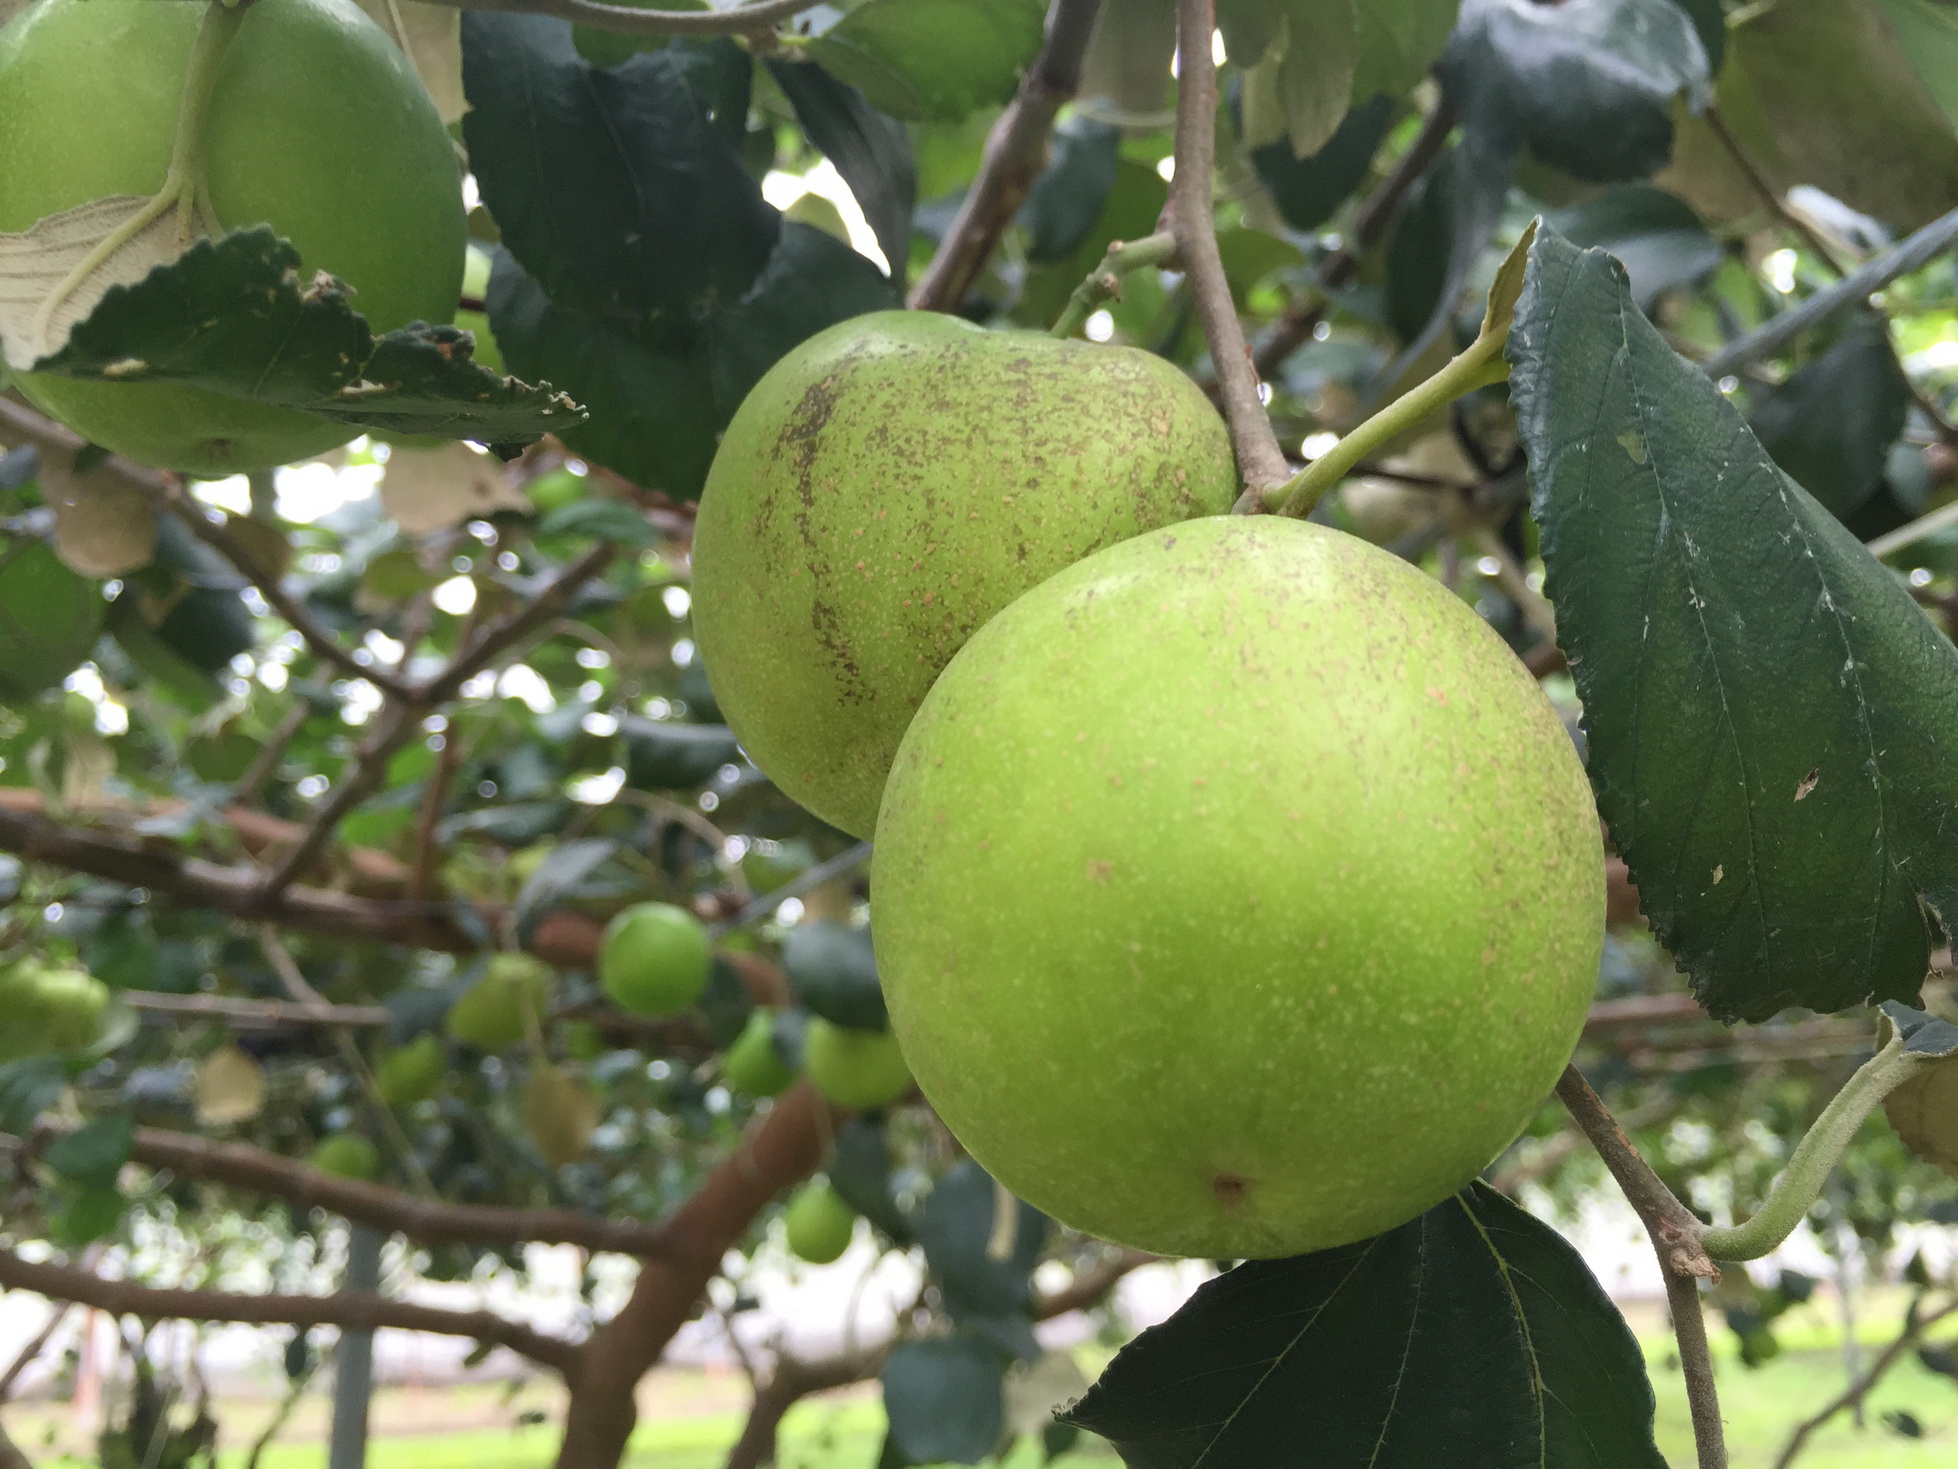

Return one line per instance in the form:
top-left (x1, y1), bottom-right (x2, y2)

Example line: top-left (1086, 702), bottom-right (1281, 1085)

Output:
top-left (1252, 94), bottom-right (1456, 381)
top-left (907, 0), bottom-right (1106, 313)
top-left (1773, 1295), bottom-right (1958, 1469)
top-left (12, 1123), bottom-right (680, 1259)
top-left (1170, 0), bottom-right (1290, 505)
top-left (0, 1246), bottom-right (581, 1376)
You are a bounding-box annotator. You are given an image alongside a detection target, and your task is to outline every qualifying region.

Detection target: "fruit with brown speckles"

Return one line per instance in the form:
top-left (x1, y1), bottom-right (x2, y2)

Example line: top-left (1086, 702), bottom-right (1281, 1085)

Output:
top-left (872, 516), bottom-right (1604, 1259)
top-left (689, 311), bottom-right (1238, 838)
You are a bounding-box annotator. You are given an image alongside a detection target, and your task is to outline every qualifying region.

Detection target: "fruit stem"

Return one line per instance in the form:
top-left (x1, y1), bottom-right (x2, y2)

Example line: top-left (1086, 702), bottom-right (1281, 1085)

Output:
top-left (1699, 1031), bottom-right (1937, 1262)
top-left (1049, 232), bottom-right (1180, 341)
top-left (28, 0), bottom-right (248, 357)
top-left (1270, 331), bottom-right (1511, 518)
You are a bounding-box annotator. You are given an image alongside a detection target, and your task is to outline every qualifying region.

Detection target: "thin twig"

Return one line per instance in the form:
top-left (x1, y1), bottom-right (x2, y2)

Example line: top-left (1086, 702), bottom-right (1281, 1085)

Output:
top-left (1704, 107), bottom-right (1847, 275)
top-left (1557, 1066), bottom-right (1725, 1469)
top-left (908, 0), bottom-right (1106, 312)
top-left (122, 990), bottom-right (390, 1029)
top-left (1170, 0), bottom-right (1289, 506)
top-left (258, 701), bottom-right (419, 901)
top-left (233, 702), bottom-right (311, 807)
top-left (417, 0), bottom-right (819, 37)
top-left (0, 1300), bottom-right (72, 1402)
top-left (1773, 1295), bottom-right (1958, 1469)
top-left (409, 721), bottom-right (467, 903)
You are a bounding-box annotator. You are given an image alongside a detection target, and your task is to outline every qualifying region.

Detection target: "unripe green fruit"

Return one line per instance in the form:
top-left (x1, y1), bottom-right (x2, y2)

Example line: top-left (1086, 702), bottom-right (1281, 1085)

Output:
top-left (783, 1180), bottom-right (857, 1264)
top-left (562, 1020), bottom-right (609, 1062)
top-left (310, 1132), bottom-right (380, 1182)
top-left (444, 953), bottom-right (552, 1052)
top-left (376, 1034), bottom-right (446, 1106)
top-left (0, 540), bottom-right (104, 701)
top-left (691, 310), bottom-right (1238, 838)
top-left (0, 0), bottom-right (465, 473)
top-left (874, 517), bottom-right (1605, 1260)
top-left (803, 1017), bottom-right (912, 1110)
top-left (599, 902), bottom-right (711, 1017)
top-left (0, 963), bottom-right (109, 1060)
top-left (721, 1009), bottom-right (797, 1097)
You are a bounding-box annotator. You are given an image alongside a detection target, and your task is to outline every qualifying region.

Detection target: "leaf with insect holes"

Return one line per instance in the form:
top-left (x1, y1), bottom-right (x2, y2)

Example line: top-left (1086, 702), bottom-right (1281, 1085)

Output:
top-left (25, 228), bottom-right (580, 450)
top-left (0, 196), bottom-right (203, 372)
top-left (1880, 1000), bottom-right (1958, 1181)
top-left (1510, 227), bottom-right (1958, 1022)
top-left (38, 446), bottom-right (158, 578)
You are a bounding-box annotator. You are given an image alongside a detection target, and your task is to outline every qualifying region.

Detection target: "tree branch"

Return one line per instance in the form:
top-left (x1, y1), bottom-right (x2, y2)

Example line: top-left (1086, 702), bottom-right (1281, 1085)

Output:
top-left (907, 0), bottom-right (1106, 313)
top-left (259, 702), bottom-right (420, 901)
top-left (1557, 1066), bottom-right (1726, 1469)
top-left (1773, 1295), bottom-right (1958, 1469)
top-left (420, 0), bottom-right (820, 36)
top-left (0, 1246), bottom-right (581, 1377)
top-left (13, 1123), bottom-right (681, 1259)
top-left (1169, 0), bottom-right (1289, 505)
top-left (1251, 94), bottom-right (1456, 380)
top-left (122, 990), bottom-right (392, 1030)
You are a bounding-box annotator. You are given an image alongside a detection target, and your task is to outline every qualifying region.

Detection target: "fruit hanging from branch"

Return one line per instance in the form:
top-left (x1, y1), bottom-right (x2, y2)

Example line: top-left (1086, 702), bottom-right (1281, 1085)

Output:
top-left (689, 310), bottom-right (1240, 839)
top-left (873, 515), bottom-right (1606, 1260)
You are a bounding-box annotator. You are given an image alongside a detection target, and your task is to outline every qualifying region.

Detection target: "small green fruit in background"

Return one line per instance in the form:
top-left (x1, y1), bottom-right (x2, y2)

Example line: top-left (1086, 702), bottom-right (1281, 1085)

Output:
top-left (0, 0), bottom-right (465, 473)
top-left (0, 540), bottom-right (104, 701)
top-left (783, 1180), bottom-right (857, 1265)
top-left (873, 516), bottom-right (1604, 1261)
top-left (444, 952), bottom-right (553, 1051)
top-left (376, 1034), bottom-right (446, 1106)
top-left (562, 1020), bottom-right (609, 1062)
top-left (0, 964), bottom-right (110, 1059)
top-left (600, 902), bottom-right (711, 1017)
top-left (522, 1063), bottom-right (599, 1169)
top-left (721, 1010), bottom-right (797, 1098)
top-left (690, 310), bottom-right (1239, 839)
top-left (803, 1017), bottom-right (911, 1110)
top-left (310, 1132), bottom-right (380, 1182)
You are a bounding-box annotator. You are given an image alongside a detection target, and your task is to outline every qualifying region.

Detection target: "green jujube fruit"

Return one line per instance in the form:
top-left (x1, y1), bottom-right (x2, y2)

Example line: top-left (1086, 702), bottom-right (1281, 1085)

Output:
top-left (690, 311), bottom-right (1238, 838)
top-left (599, 902), bottom-right (711, 1017)
top-left (721, 1009), bottom-right (798, 1097)
top-left (376, 1033), bottom-right (446, 1106)
top-left (0, 0), bottom-right (465, 473)
top-left (783, 1179), bottom-right (857, 1264)
top-left (310, 1132), bottom-right (380, 1181)
top-left (873, 517), bottom-right (1606, 1260)
top-left (803, 1017), bottom-right (912, 1109)
top-left (444, 953), bottom-right (552, 1052)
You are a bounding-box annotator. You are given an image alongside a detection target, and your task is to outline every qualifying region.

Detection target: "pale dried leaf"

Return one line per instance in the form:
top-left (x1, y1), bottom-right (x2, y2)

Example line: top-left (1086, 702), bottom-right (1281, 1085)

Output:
top-left (59, 732), bottom-right (114, 810)
top-left (194, 1045), bottom-right (267, 1126)
top-left (357, 0), bottom-right (466, 125)
top-left (380, 441), bottom-right (530, 535)
top-left (522, 1063), bottom-right (598, 1168)
top-left (0, 195), bottom-right (199, 373)
top-left (40, 450), bottom-right (158, 577)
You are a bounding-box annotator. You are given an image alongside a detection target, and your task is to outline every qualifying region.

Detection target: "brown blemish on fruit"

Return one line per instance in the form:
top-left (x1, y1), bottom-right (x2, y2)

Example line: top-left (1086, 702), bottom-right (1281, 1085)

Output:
top-left (1212, 1174), bottom-right (1248, 1207)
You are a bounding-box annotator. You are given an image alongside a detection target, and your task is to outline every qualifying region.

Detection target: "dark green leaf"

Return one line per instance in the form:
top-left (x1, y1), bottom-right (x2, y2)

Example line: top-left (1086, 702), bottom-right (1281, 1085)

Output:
top-left (882, 1333), bottom-right (1009, 1465)
top-left (1382, 137), bottom-right (1512, 368)
top-left (1438, 0), bottom-right (1711, 183)
top-left (918, 1159), bottom-right (1049, 1325)
top-left (1064, 1185), bottom-right (1664, 1469)
top-left (0, 537), bottom-right (103, 700)
top-left (0, 1056), bottom-right (67, 1135)
top-left (830, 1116), bottom-right (914, 1242)
top-left (1747, 312), bottom-right (1909, 522)
top-left (1350, 0), bottom-right (1463, 100)
top-left (1252, 94), bottom-right (1394, 235)
top-left (1548, 183), bottom-right (1723, 310)
top-left (704, 221), bottom-right (902, 419)
top-left (486, 253), bottom-right (721, 497)
top-left (783, 921), bottom-right (887, 1031)
top-left (33, 230), bottom-right (576, 449)
top-left (806, 0), bottom-right (1047, 122)
top-left (50, 1182), bottom-right (125, 1248)
top-left (1510, 228), bottom-right (1958, 1021)
top-left (44, 1113), bottom-right (135, 1191)
top-left (537, 499), bottom-right (658, 548)
top-left (621, 716), bottom-right (742, 791)
top-left (1019, 116), bottom-right (1123, 264)
top-left (766, 58), bottom-right (917, 282)
top-left (461, 16), bottom-right (780, 317)
top-left (1882, 1000), bottom-right (1958, 1057)
top-left (700, 955), bottom-right (755, 1050)
top-left (512, 838), bottom-right (619, 941)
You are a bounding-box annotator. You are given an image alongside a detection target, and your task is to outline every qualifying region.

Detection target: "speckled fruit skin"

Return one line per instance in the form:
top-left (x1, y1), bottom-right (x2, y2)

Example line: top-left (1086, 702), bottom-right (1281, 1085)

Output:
top-left (873, 516), bottom-right (1604, 1260)
top-left (690, 311), bottom-right (1238, 838)
top-left (0, 0), bottom-right (464, 473)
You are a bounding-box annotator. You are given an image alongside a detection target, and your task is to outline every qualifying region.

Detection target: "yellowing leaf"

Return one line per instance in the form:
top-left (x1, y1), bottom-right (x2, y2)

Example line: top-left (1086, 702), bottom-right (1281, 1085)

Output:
top-left (380, 440), bottom-right (531, 535)
top-left (194, 1045), bottom-right (267, 1126)
top-left (522, 1063), bottom-right (598, 1169)
top-left (39, 449), bottom-right (158, 578)
top-left (0, 196), bottom-right (202, 373)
